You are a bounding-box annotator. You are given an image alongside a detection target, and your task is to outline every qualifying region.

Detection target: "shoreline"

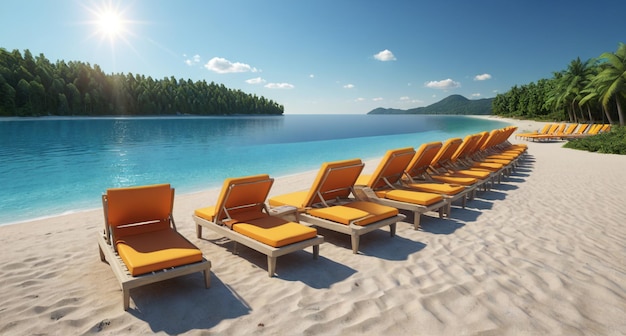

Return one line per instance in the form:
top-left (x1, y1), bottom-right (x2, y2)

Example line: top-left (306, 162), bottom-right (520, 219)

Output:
top-left (2, 116), bottom-right (625, 335)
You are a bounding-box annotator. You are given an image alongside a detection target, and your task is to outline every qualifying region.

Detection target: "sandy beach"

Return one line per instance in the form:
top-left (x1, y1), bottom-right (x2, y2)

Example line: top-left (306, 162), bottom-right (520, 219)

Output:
top-left (1, 116), bottom-right (625, 335)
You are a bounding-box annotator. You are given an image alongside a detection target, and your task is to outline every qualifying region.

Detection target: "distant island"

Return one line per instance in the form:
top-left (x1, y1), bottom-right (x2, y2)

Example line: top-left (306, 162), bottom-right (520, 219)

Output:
top-left (368, 95), bottom-right (493, 115)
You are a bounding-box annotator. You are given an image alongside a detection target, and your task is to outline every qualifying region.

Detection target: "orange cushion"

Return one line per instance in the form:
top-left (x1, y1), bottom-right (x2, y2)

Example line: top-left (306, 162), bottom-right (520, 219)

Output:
top-left (116, 228), bottom-right (203, 276)
top-left (233, 216), bottom-right (317, 247)
top-left (377, 189), bottom-right (443, 206)
top-left (406, 182), bottom-right (465, 195)
top-left (430, 175), bottom-right (478, 186)
top-left (308, 201), bottom-right (398, 226)
top-left (268, 191), bottom-right (308, 208)
top-left (194, 206), bottom-right (217, 221)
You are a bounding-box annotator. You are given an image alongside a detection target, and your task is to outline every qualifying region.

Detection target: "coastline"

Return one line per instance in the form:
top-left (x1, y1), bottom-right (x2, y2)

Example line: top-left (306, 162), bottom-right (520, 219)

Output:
top-left (2, 116), bottom-right (625, 335)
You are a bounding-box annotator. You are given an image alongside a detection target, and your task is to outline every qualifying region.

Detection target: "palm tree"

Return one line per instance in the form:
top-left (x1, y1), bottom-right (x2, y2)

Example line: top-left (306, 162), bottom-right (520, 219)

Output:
top-left (594, 43), bottom-right (626, 126)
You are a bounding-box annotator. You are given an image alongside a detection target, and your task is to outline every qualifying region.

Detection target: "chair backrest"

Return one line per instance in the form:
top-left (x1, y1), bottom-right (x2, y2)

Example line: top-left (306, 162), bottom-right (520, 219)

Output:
top-left (452, 134), bottom-right (481, 161)
top-left (545, 124), bottom-right (560, 134)
top-left (214, 174), bottom-right (273, 222)
top-left (405, 142), bottom-right (442, 178)
top-left (574, 124), bottom-right (589, 135)
top-left (303, 159), bottom-right (364, 207)
top-left (561, 124), bottom-right (578, 135)
top-left (365, 147), bottom-right (416, 190)
top-left (537, 124), bottom-right (552, 134)
top-left (104, 183), bottom-right (174, 239)
top-left (587, 124), bottom-right (603, 135)
top-left (431, 138), bottom-right (462, 168)
top-left (600, 124), bottom-right (611, 133)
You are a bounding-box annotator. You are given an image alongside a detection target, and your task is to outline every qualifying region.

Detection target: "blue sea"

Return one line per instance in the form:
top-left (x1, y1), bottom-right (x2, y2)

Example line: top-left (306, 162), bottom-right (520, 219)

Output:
top-left (0, 115), bottom-right (506, 225)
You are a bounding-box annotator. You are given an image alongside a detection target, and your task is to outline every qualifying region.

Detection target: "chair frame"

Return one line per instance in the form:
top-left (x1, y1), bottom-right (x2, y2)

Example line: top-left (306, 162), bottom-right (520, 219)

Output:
top-left (193, 177), bottom-right (323, 277)
top-left (98, 186), bottom-right (211, 311)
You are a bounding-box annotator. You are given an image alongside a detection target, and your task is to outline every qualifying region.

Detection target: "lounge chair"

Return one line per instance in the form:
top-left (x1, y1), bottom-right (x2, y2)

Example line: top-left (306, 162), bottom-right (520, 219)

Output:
top-left (428, 138), bottom-right (495, 191)
top-left (402, 142), bottom-right (476, 213)
top-left (353, 148), bottom-right (447, 230)
top-left (515, 124), bottom-right (552, 140)
top-left (268, 159), bottom-right (406, 254)
top-left (193, 174), bottom-right (324, 276)
top-left (405, 141), bottom-right (482, 200)
top-left (525, 123), bottom-right (566, 141)
top-left (98, 183), bottom-right (211, 311)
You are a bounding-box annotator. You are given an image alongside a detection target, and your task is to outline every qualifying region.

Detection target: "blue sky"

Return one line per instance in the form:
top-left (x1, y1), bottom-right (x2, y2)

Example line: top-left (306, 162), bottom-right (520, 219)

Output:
top-left (2, 0), bottom-right (625, 114)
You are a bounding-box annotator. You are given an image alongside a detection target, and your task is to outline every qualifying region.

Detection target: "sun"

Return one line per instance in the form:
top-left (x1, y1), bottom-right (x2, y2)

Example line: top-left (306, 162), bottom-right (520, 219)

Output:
top-left (97, 10), bottom-right (124, 39)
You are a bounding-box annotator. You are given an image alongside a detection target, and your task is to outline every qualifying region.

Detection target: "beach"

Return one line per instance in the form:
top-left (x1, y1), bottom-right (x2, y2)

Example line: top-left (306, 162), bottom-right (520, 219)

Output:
top-left (1, 117), bottom-right (625, 335)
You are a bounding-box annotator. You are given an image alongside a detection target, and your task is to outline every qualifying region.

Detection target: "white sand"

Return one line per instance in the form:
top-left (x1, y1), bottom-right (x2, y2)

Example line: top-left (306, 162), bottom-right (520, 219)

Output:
top-left (1, 117), bottom-right (625, 335)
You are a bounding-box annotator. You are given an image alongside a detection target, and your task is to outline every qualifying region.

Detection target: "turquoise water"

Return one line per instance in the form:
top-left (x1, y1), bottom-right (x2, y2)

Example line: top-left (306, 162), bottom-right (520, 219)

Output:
top-left (0, 115), bottom-right (506, 225)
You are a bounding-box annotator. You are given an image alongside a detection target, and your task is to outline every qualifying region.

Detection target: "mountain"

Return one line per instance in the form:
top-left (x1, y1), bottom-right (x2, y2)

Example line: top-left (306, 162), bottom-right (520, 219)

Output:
top-left (368, 95), bottom-right (493, 115)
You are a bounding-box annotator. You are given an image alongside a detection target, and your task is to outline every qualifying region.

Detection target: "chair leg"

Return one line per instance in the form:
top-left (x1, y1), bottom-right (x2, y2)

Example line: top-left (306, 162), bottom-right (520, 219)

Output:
top-left (389, 223), bottom-right (396, 237)
top-left (413, 212), bottom-right (421, 230)
top-left (99, 245), bottom-right (105, 262)
top-left (196, 224), bottom-right (202, 239)
top-left (312, 244), bottom-right (319, 259)
top-left (267, 256), bottom-right (276, 277)
top-left (203, 269), bottom-right (211, 288)
top-left (122, 287), bottom-right (130, 311)
top-left (351, 234), bottom-right (360, 254)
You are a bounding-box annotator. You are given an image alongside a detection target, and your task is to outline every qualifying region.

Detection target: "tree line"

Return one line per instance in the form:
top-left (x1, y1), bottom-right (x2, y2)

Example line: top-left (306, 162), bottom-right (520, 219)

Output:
top-left (0, 48), bottom-right (284, 117)
top-left (492, 43), bottom-right (625, 126)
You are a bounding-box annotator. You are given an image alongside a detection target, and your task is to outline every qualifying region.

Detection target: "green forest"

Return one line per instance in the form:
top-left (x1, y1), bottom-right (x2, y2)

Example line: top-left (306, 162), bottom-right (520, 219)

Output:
top-left (0, 48), bottom-right (284, 117)
top-left (492, 43), bottom-right (625, 126)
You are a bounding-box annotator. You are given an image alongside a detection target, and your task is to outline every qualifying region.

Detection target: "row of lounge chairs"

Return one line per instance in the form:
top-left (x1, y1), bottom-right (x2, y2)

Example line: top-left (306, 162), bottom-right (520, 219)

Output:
top-left (515, 123), bottom-right (611, 142)
top-left (97, 126), bottom-right (527, 310)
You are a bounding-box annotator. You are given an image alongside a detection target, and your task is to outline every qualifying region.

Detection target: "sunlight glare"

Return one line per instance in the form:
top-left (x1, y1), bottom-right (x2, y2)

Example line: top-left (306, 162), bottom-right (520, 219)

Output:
top-left (96, 9), bottom-right (125, 40)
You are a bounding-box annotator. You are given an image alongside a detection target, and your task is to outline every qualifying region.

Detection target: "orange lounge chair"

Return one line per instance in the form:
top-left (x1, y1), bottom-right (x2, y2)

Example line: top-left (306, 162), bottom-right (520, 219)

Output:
top-left (193, 174), bottom-right (323, 276)
top-left (268, 159), bottom-right (406, 254)
top-left (515, 124), bottom-right (552, 140)
top-left (428, 138), bottom-right (495, 191)
top-left (353, 148), bottom-right (448, 230)
top-left (98, 183), bottom-right (211, 311)
top-left (400, 143), bottom-right (474, 215)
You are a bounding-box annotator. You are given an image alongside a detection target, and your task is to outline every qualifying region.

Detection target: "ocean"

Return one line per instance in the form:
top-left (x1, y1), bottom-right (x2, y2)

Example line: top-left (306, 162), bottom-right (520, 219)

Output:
top-left (0, 114), bottom-right (506, 225)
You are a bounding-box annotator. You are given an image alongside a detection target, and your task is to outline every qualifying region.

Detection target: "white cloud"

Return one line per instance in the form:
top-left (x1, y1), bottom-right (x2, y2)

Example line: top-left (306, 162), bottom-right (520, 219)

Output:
top-left (400, 96), bottom-right (410, 101)
top-left (425, 78), bottom-right (461, 90)
top-left (355, 97), bottom-right (366, 102)
top-left (472, 93), bottom-right (481, 97)
top-left (309, 74), bottom-right (315, 78)
top-left (474, 73), bottom-right (492, 81)
top-left (185, 54), bottom-right (201, 66)
top-left (245, 77), bottom-right (266, 84)
top-left (343, 84), bottom-right (355, 89)
top-left (264, 83), bottom-right (294, 89)
top-left (374, 49), bottom-right (396, 61)
top-left (204, 57), bottom-right (258, 74)
top-left (372, 97), bottom-right (384, 101)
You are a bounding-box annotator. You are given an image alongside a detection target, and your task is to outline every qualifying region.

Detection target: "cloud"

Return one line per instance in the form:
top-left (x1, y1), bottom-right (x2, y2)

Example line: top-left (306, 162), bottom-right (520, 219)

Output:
top-left (264, 83), bottom-right (294, 89)
top-left (474, 73), bottom-right (492, 81)
top-left (425, 78), bottom-right (461, 90)
top-left (205, 57), bottom-right (258, 74)
top-left (372, 97), bottom-right (384, 101)
top-left (400, 96), bottom-right (410, 101)
top-left (309, 74), bottom-right (315, 78)
top-left (355, 97), bottom-right (366, 102)
top-left (343, 84), bottom-right (355, 89)
top-left (471, 93), bottom-right (481, 97)
top-left (184, 54), bottom-right (201, 66)
top-left (245, 77), bottom-right (266, 84)
top-left (374, 49), bottom-right (396, 61)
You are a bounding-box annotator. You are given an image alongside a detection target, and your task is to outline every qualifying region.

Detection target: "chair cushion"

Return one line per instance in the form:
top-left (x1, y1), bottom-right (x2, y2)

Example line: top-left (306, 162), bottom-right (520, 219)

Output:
top-left (377, 189), bottom-right (443, 206)
top-left (233, 216), bottom-right (317, 247)
top-left (194, 206), bottom-right (217, 221)
top-left (116, 228), bottom-right (204, 276)
top-left (308, 201), bottom-right (398, 226)
top-left (406, 182), bottom-right (465, 195)
top-left (430, 175), bottom-right (478, 186)
top-left (268, 191), bottom-right (308, 208)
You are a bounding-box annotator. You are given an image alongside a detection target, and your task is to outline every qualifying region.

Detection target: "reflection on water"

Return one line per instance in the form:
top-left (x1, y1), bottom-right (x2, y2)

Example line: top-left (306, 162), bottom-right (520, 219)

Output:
top-left (0, 115), bottom-right (505, 224)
